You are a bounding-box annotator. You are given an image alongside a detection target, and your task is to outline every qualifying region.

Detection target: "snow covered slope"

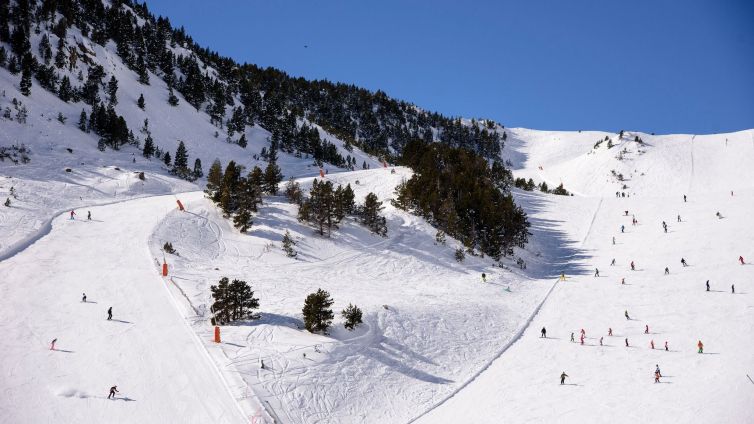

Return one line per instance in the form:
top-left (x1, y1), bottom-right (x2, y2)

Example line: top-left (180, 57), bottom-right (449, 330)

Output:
top-left (416, 128), bottom-right (754, 423)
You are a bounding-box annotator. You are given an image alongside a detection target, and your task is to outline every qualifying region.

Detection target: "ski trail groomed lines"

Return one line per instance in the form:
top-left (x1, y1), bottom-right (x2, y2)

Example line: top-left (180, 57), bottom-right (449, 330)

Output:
top-left (581, 198), bottom-right (603, 246)
top-left (406, 276), bottom-right (562, 423)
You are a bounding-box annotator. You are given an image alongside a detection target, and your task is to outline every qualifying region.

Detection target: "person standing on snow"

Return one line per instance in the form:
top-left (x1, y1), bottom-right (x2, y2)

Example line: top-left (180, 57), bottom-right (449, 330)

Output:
top-left (594, 268), bottom-right (600, 277)
top-left (645, 325), bottom-right (649, 334)
top-left (612, 237), bottom-right (616, 245)
top-left (608, 328), bottom-right (613, 336)
top-left (69, 210), bottom-right (76, 220)
top-left (650, 340), bottom-right (655, 349)
top-left (481, 273), bottom-right (487, 283)
top-left (732, 284), bottom-right (735, 294)
top-left (108, 386), bottom-right (118, 399)
top-left (560, 372), bottom-right (569, 385)
top-left (570, 332), bottom-right (575, 342)
top-left (599, 337), bottom-right (603, 346)
top-left (655, 370), bottom-right (661, 383)
top-left (541, 327), bottom-right (547, 338)
top-left (739, 256), bottom-right (745, 265)
top-left (664, 267), bottom-right (670, 275)
top-left (655, 364), bottom-right (662, 377)
top-left (621, 225), bottom-right (625, 233)
top-left (625, 338), bottom-right (629, 347)
top-left (87, 211), bottom-right (91, 220)
top-left (697, 340), bottom-right (704, 354)
top-left (82, 293), bottom-right (87, 302)
top-left (611, 258), bottom-right (616, 266)
top-left (625, 310), bottom-right (630, 320)
top-left (706, 280), bottom-right (710, 292)
top-left (621, 277), bottom-right (625, 285)
top-left (580, 334), bottom-right (585, 345)
top-left (677, 214), bottom-right (681, 222)
top-left (681, 258), bottom-right (687, 267)
top-left (683, 195), bottom-right (687, 202)
top-left (107, 307), bottom-right (112, 320)
top-left (50, 338), bottom-right (57, 350)
top-left (630, 261), bottom-right (635, 271)
top-left (664, 341), bottom-right (668, 351)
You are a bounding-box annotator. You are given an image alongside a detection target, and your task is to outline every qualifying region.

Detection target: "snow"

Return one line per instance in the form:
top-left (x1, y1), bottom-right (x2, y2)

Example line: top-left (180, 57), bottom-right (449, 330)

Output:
top-left (1, 11), bottom-right (753, 422)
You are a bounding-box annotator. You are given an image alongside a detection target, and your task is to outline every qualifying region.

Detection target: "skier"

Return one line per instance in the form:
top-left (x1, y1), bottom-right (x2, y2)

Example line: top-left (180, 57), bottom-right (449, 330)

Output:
top-left (50, 338), bottom-right (57, 350)
top-left (681, 258), bottom-right (687, 267)
top-left (481, 273), bottom-right (487, 283)
top-left (87, 211), bottom-right (91, 220)
top-left (612, 237), bottom-right (616, 245)
top-left (732, 284), bottom-right (735, 294)
top-left (625, 310), bottom-right (630, 320)
top-left (677, 214), bottom-right (681, 222)
top-left (108, 386), bottom-right (118, 400)
top-left (608, 327), bottom-right (613, 336)
top-left (107, 307), bottom-right (112, 320)
top-left (655, 364), bottom-right (662, 377)
top-left (630, 261), bottom-right (635, 271)
top-left (664, 341), bottom-right (668, 351)
top-left (706, 280), bottom-right (710, 292)
top-left (655, 370), bottom-right (661, 383)
top-left (650, 340), bottom-right (655, 349)
top-left (560, 372), bottom-right (569, 385)
top-left (570, 332), bottom-right (575, 342)
top-left (625, 338), bottom-right (629, 347)
top-left (559, 273), bottom-right (566, 282)
top-left (716, 211), bottom-right (721, 219)
top-left (594, 268), bottom-right (599, 277)
top-left (683, 195), bottom-right (687, 202)
top-left (69, 210), bottom-right (76, 220)
top-left (621, 225), bottom-right (625, 233)
top-left (664, 267), bottom-right (669, 275)
top-left (541, 327), bottom-right (547, 338)
top-left (581, 329), bottom-right (586, 336)
top-left (625, 211), bottom-right (629, 216)
top-left (260, 359), bottom-right (265, 369)
top-left (739, 256), bottom-right (745, 265)
top-left (82, 293), bottom-right (87, 302)
top-left (645, 325), bottom-right (649, 334)
top-left (697, 340), bottom-right (704, 354)
top-left (599, 337), bottom-right (603, 346)
top-left (621, 277), bottom-right (625, 285)
top-left (610, 258), bottom-right (616, 266)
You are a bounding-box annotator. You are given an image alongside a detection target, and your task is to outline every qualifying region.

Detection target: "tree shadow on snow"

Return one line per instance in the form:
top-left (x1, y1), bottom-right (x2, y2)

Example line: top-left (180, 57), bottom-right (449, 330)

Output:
top-left (512, 192), bottom-right (591, 279)
top-left (232, 313), bottom-right (303, 330)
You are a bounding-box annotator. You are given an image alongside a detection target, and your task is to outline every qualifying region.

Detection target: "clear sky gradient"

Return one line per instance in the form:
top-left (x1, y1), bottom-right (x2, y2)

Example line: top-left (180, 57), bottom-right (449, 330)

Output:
top-left (144, 0), bottom-right (754, 135)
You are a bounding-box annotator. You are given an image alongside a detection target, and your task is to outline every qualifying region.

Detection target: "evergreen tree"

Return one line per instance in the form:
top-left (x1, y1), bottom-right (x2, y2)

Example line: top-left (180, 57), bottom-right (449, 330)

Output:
top-left (38, 34), bottom-right (52, 64)
top-left (282, 230), bottom-right (297, 258)
top-left (205, 159), bottom-right (224, 200)
top-left (302, 289), bottom-right (334, 333)
top-left (163, 151), bottom-right (171, 166)
top-left (263, 160), bottom-right (283, 195)
top-left (142, 134), bottom-right (155, 157)
top-left (341, 304), bottom-right (363, 330)
top-left (54, 37), bottom-right (66, 69)
top-left (237, 133), bottom-right (247, 148)
top-left (360, 192), bottom-right (387, 237)
top-left (107, 75), bottom-right (118, 106)
top-left (19, 60), bottom-right (32, 96)
top-left (232, 172), bottom-right (262, 232)
top-left (167, 86), bottom-right (178, 106)
top-left (78, 109), bottom-right (88, 132)
top-left (210, 277), bottom-right (260, 325)
top-left (193, 158), bottom-right (203, 179)
top-left (173, 141), bottom-right (189, 172)
top-left (137, 93), bottom-right (145, 109)
top-left (539, 182), bottom-right (549, 193)
top-left (58, 75), bottom-right (72, 102)
top-left (0, 47), bottom-right (6, 67)
top-left (299, 179), bottom-right (340, 236)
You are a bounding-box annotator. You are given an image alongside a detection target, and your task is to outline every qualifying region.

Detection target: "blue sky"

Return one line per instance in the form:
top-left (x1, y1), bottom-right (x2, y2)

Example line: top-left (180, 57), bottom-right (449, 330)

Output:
top-left (145, 0), bottom-right (754, 134)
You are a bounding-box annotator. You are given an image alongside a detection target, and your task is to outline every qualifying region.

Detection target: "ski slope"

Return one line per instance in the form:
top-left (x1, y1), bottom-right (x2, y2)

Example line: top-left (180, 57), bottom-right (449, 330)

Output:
top-left (416, 129), bottom-right (754, 423)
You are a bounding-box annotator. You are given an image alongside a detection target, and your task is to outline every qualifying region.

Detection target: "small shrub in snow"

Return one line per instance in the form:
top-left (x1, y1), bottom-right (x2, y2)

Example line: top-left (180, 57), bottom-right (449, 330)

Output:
top-left (4, 198), bottom-right (10, 207)
top-left (455, 248), bottom-right (465, 263)
top-left (163, 242), bottom-right (177, 255)
top-left (282, 230), bottom-right (297, 258)
top-left (435, 230), bottom-right (446, 245)
top-left (56, 112), bottom-right (66, 124)
top-left (303, 289), bottom-right (334, 334)
top-left (138, 172), bottom-right (145, 181)
top-left (341, 304), bottom-right (363, 330)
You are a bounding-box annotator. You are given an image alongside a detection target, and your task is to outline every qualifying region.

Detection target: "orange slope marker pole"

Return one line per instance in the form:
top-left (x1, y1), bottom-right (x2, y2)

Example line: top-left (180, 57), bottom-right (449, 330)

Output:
top-left (176, 199), bottom-right (185, 211)
top-left (214, 326), bottom-right (221, 343)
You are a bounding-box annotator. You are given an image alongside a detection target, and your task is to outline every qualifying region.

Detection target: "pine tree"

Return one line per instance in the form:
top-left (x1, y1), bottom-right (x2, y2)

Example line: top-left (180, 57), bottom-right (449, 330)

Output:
top-left (282, 230), bottom-right (297, 258)
top-left (300, 179), bottom-right (340, 236)
top-left (137, 93), bottom-right (145, 109)
top-left (173, 141), bottom-right (189, 172)
top-left (341, 304), bottom-right (363, 330)
top-left (205, 159), bottom-right (224, 200)
top-left (232, 175), bottom-right (261, 232)
top-left (0, 47), bottom-right (6, 67)
top-left (193, 158), bottom-right (203, 179)
top-left (107, 76), bottom-right (118, 106)
top-left (54, 37), bottom-right (66, 69)
top-left (163, 151), bottom-right (171, 166)
top-left (167, 86), bottom-right (179, 106)
top-left (263, 160), bottom-right (283, 195)
top-left (237, 133), bottom-right (247, 148)
top-left (58, 75), bottom-right (72, 102)
top-left (78, 109), bottom-right (88, 132)
top-left (210, 277), bottom-right (260, 325)
top-left (19, 62), bottom-right (32, 96)
top-left (360, 192), bottom-right (387, 236)
top-left (302, 289), bottom-right (334, 333)
top-left (142, 134), bottom-right (155, 157)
